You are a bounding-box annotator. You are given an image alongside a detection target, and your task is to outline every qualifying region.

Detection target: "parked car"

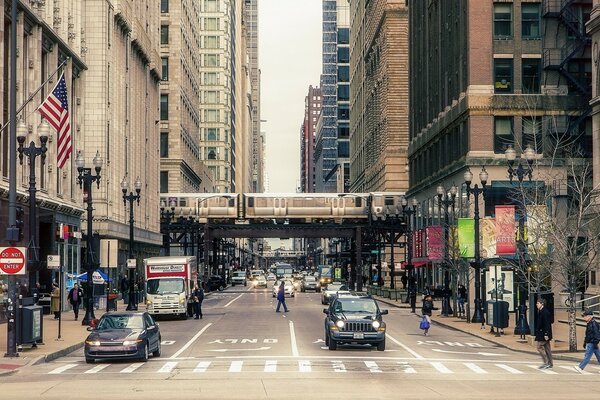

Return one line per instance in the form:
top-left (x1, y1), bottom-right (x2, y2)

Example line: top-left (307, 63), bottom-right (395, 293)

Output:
top-left (231, 271), bottom-right (247, 286)
top-left (301, 275), bottom-right (320, 292)
top-left (272, 280), bottom-right (295, 298)
top-left (84, 311), bottom-right (161, 363)
top-left (321, 283), bottom-right (351, 304)
top-left (323, 295), bottom-right (388, 351)
top-left (206, 275), bottom-right (226, 291)
top-left (252, 274), bottom-right (268, 288)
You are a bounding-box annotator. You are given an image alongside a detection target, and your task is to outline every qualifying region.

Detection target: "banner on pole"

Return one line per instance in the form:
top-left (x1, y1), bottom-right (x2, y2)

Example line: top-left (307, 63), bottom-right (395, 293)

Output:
top-left (457, 218), bottom-right (475, 258)
top-left (426, 226), bottom-right (443, 261)
top-left (481, 218), bottom-right (496, 258)
top-left (495, 205), bottom-right (516, 255)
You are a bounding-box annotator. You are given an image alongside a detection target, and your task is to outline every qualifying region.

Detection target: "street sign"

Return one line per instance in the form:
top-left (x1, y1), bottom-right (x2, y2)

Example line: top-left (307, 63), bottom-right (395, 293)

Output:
top-left (371, 250), bottom-right (380, 254)
top-left (127, 259), bottom-right (137, 269)
top-left (47, 255), bottom-right (60, 269)
top-left (0, 247), bottom-right (27, 275)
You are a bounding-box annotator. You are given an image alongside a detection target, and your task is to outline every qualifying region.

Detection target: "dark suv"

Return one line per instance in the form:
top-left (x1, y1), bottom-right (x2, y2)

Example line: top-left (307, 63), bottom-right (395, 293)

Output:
top-left (323, 295), bottom-right (388, 351)
top-left (206, 275), bottom-right (226, 291)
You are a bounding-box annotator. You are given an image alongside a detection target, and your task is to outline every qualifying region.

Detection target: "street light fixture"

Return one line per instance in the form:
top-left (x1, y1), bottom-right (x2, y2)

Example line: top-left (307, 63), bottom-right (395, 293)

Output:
top-left (76, 150), bottom-right (103, 325)
top-left (17, 120), bottom-right (50, 291)
top-left (160, 199), bottom-right (176, 255)
top-left (401, 197), bottom-right (418, 280)
top-left (464, 166), bottom-right (488, 324)
top-left (122, 176), bottom-right (142, 311)
top-left (437, 185), bottom-right (458, 316)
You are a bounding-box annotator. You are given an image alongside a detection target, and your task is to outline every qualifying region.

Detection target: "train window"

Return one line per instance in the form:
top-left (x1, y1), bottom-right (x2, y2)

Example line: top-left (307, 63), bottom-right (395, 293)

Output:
top-left (384, 197), bottom-right (394, 206)
top-left (228, 198), bottom-right (235, 207)
top-left (180, 199), bottom-right (187, 207)
top-left (354, 197), bottom-right (362, 207)
top-left (248, 197), bottom-right (254, 207)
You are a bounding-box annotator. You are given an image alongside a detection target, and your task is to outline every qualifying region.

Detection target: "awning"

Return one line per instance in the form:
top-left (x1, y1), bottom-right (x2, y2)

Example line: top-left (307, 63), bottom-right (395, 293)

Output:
top-left (401, 261), bottom-right (429, 269)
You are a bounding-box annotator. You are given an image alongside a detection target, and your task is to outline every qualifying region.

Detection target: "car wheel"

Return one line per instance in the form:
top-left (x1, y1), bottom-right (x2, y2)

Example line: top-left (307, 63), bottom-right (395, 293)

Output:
top-left (377, 338), bottom-right (386, 352)
top-left (218, 285), bottom-right (224, 291)
top-left (328, 336), bottom-right (337, 351)
top-left (153, 339), bottom-right (162, 357)
top-left (140, 342), bottom-right (149, 362)
top-left (325, 331), bottom-right (330, 346)
top-left (85, 357), bottom-right (94, 364)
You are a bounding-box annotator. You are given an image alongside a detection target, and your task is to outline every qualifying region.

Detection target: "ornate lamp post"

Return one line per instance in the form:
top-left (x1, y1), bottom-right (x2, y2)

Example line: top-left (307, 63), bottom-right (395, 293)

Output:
top-left (122, 176), bottom-right (142, 311)
top-left (16, 120), bottom-right (50, 291)
top-left (437, 185), bottom-right (458, 316)
top-left (76, 150), bottom-right (103, 325)
top-left (401, 197), bottom-right (418, 280)
top-left (505, 144), bottom-right (536, 335)
top-left (464, 166), bottom-right (488, 324)
top-left (160, 199), bottom-right (176, 255)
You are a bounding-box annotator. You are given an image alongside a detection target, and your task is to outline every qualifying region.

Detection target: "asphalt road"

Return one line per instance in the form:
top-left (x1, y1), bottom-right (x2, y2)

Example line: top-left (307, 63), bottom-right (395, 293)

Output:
top-left (3, 283), bottom-right (599, 399)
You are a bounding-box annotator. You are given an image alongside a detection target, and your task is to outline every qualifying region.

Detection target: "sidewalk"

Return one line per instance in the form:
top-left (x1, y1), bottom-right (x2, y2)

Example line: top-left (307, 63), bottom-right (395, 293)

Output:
top-left (0, 307), bottom-right (108, 376)
top-left (373, 295), bottom-right (587, 362)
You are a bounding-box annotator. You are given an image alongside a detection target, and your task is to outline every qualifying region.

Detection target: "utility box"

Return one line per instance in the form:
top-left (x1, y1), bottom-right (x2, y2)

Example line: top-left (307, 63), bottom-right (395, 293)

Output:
top-left (486, 300), bottom-right (509, 329)
top-left (20, 305), bottom-right (43, 344)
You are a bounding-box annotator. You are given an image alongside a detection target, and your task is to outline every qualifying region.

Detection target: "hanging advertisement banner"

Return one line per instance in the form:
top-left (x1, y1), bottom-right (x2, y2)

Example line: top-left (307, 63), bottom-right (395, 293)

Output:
top-left (457, 218), bottom-right (475, 258)
top-left (481, 218), bottom-right (496, 259)
top-left (495, 206), bottom-right (516, 255)
top-left (485, 265), bottom-right (515, 312)
top-left (526, 205), bottom-right (549, 255)
top-left (426, 226), bottom-right (443, 261)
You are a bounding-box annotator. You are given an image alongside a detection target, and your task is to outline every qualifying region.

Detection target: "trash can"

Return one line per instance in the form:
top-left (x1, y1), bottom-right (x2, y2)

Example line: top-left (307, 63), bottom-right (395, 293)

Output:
top-left (486, 300), bottom-right (509, 329)
top-left (20, 305), bottom-right (43, 345)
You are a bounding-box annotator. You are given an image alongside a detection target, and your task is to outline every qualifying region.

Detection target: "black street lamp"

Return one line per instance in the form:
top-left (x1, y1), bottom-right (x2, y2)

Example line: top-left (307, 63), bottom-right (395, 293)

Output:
top-left (437, 184), bottom-right (458, 317)
top-left (122, 176), bottom-right (142, 311)
top-left (464, 166), bottom-right (488, 324)
top-left (76, 150), bottom-right (103, 326)
top-left (505, 144), bottom-right (536, 335)
top-left (16, 120), bottom-right (50, 291)
top-left (401, 197), bottom-right (418, 280)
top-left (160, 199), bottom-right (176, 255)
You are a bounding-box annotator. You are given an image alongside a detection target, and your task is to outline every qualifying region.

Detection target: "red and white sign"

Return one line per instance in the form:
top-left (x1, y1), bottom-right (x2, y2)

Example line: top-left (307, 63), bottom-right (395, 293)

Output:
top-left (0, 247), bottom-right (27, 275)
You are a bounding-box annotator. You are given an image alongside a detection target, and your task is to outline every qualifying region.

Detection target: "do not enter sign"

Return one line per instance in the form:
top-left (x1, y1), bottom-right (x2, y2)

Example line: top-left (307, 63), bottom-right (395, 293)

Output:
top-left (0, 247), bottom-right (27, 275)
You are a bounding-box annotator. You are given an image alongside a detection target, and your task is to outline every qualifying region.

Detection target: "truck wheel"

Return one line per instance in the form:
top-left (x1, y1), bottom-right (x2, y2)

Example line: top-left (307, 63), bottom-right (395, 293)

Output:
top-left (377, 339), bottom-right (386, 351)
top-left (328, 337), bottom-right (337, 351)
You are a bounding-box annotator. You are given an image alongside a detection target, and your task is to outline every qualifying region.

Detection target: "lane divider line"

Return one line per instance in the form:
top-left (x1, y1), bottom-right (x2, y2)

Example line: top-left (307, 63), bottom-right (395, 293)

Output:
top-left (385, 334), bottom-right (424, 359)
top-left (224, 293), bottom-right (244, 308)
top-left (289, 320), bottom-right (299, 357)
top-left (170, 323), bottom-right (213, 359)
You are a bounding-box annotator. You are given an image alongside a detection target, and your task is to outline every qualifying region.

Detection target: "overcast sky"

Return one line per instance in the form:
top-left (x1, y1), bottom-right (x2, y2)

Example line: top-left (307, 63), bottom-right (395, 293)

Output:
top-left (259, 0), bottom-right (322, 193)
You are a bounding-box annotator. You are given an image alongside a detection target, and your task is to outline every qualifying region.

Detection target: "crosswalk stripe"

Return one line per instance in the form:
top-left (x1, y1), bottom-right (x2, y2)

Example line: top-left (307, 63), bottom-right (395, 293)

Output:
top-left (559, 366), bottom-right (592, 375)
top-left (397, 362), bottom-right (417, 374)
top-left (84, 364), bottom-right (110, 374)
top-left (264, 360), bottom-right (277, 373)
top-left (527, 365), bottom-right (558, 374)
top-left (364, 361), bottom-right (381, 373)
top-left (120, 363), bottom-right (144, 373)
top-left (495, 364), bottom-right (523, 374)
top-left (430, 362), bottom-right (453, 374)
top-left (229, 361), bottom-right (243, 373)
top-left (193, 361), bottom-right (211, 373)
top-left (48, 364), bottom-right (78, 374)
top-left (158, 362), bottom-right (178, 373)
top-left (331, 360), bottom-right (346, 373)
top-left (299, 360), bottom-right (311, 373)
top-left (464, 363), bottom-right (487, 374)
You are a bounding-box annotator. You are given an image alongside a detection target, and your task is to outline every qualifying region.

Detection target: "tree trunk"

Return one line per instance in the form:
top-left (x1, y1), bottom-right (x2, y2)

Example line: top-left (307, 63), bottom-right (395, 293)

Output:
top-left (568, 291), bottom-right (578, 352)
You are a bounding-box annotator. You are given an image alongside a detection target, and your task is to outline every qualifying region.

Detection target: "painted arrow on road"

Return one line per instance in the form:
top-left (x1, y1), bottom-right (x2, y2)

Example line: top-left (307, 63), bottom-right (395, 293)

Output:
top-left (432, 349), bottom-right (507, 357)
top-left (207, 347), bottom-right (271, 352)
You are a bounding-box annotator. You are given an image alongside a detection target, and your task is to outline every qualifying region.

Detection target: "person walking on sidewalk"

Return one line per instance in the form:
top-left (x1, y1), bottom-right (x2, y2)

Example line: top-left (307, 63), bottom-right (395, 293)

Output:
top-left (574, 309), bottom-right (600, 373)
top-left (408, 277), bottom-right (417, 313)
top-left (421, 294), bottom-right (433, 336)
top-left (50, 283), bottom-right (60, 319)
top-left (276, 281), bottom-right (289, 312)
top-left (457, 284), bottom-right (466, 317)
top-left (68, 283), bottom-right (84, 320)
top-left (535, 298), bottom-right (553, 369)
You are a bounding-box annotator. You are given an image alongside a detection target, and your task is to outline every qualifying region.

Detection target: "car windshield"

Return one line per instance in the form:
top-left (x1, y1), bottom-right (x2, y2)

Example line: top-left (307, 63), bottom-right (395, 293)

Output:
top-left (233, 272), bottom-right (246, 277)
top-left (304, 276), bottom-right (316, 282)
top-left (335, 299), bottom-right (378, 313)
top-left (147, 278), bottom-right (184, 295)
top-left (328, 284), bottom-right (348, 291)
top-left (96, 315), bottom-right (145, 330)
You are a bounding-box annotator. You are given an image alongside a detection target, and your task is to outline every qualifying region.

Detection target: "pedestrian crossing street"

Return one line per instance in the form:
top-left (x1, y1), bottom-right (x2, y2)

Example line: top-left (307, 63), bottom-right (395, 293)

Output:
top-left (43, 359), bottom-right (600, 377)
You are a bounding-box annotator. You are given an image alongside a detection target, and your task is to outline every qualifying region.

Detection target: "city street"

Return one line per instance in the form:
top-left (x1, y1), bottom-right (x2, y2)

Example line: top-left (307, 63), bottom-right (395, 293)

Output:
top-left (2, 284), bottom-right (598, 400)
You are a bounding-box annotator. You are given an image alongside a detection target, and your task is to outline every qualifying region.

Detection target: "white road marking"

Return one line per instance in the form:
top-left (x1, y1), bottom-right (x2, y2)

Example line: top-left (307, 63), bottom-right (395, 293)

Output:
top-left (48, 364), bottom-right (77, 374)
top-left (120, 363), bottom-right (144, 373)
top-left (289, 320), bottom-right (299, 357)
top-left (464, 363), bottom-right (487, 374)
top-left (430, 362), bottom-right (453, 374)
top-left (229, 360), bottom-right (243, 372)
top-left (157, 362), bottom-right (178, 373)
top-left (559, 365), bottom-right (592, 375)
top-left (299, 360), bottom-right (311, 372)
top-left (193, 361), bottom-right (211, 373)
top-left (264, 360), bottom-right (277, 372)
top-left (84, 364), bottom-right (109, 374)
top-left (495, 364), bottom-right (523, 374)
top-left (386, 334), bottom-right (424, 359)
top-left (331, 360), bottom-right (346, 373)
top-left (170, 323), bottom-right (212, 359)
top-left (432, 349), bottom-right (506, 357)
top-left (224, 294), bottom-right (244, 308)
top-left (397, 362), bottom-right (417, 374)
top-left (527, 365), bottom-right (558, 374)
top-left (364, 361), bottom-right (382, 373)
top-left (208, 347), bottom-right (271, 352)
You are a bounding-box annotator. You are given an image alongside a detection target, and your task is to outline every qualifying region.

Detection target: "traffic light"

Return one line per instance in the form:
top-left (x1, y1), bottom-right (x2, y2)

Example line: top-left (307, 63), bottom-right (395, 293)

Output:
top-left (15, 206), bottom-right (24, 241)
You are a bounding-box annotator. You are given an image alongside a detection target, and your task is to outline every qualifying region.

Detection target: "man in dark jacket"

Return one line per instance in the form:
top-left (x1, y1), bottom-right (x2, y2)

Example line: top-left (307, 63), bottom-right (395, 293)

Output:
top-left (67, 283), bottom-right (84, 320)
top-left (574, 309), bottom-right (600, 373)
top-left (535, 298), bottom-right (553, 369)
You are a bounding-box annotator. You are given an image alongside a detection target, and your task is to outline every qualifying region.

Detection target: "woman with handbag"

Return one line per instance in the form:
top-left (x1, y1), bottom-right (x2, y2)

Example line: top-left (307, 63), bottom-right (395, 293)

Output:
top-left (421, 294), bottom-right (433, 336)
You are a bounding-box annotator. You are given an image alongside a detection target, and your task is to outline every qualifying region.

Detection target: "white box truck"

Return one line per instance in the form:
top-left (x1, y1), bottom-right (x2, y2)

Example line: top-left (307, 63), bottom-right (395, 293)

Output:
top-left (144, 256), bottom-right (197, 319)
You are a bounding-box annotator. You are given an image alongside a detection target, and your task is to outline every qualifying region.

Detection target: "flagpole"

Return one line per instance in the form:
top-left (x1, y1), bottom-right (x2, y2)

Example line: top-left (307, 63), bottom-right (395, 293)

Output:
top-left (0, 57), bottom-right (70, 135)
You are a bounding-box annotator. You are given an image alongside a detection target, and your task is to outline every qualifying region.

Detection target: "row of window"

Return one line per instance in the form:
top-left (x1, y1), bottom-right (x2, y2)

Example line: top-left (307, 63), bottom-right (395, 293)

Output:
top-left (494, 57), bottom-right (541, 94)
top-left (162, 0), bottom-right (220, 14)
top-left (493, 3), bottom-right (540, 39)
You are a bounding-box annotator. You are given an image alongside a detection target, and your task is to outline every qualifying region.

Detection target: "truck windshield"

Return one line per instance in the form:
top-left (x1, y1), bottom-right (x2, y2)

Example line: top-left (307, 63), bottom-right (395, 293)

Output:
top-left (147, 278), bottom-right (184, 295)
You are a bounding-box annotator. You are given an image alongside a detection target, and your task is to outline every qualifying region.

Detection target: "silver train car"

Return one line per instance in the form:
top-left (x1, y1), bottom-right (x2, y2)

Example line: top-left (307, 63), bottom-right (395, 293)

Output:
top-left (160, 193), bottom-right (238, 223)
top-left (369, 192), bottom-right (407, 221)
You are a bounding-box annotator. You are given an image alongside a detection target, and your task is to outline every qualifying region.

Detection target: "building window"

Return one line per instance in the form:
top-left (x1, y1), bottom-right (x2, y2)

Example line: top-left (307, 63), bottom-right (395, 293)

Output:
top-left (522, 3), bottom-right (541, 38)
top-left (204, 72), bottom-right (218, 85)
top-left (338, 105), bottom-right (349, 120)
top-left (493, 3), bottom-right (513, 38)
top-left (338, 66), bottom-right (349, 83)
top-left (160, 0), bottom-right (168, 13)
top-left (522, 117), bottom-right (542, 153)
top-left (160, 132), bottom-right (169, 158)
top-left (338, 123), bottom-right (350, 139)
top-left (205, 17), bottom-right (219, 30)
top-left (204, 54), bottom-right (219, 67)
top-left (205, 36), bottom-right (219, 49)
top-left (494, 58), bottom-right (513, 93)
top-left (160, 171), bottom-right (168, 193)
top-left (337, 47), bottom-right (350, 63)
top-left (338, 28), bottom-right (349, 44)
top-left (205, 110), bottom-right (219, 122)
top-left (204, 0), bottom-right (218, 12)
top-left (160, 94), bottom-right (168, 120)
top-left (338, 141), bottom-right (350, 158)
top-left (338, 85), bottom-right (350, 101)
top-left (494, 116), bottom-right (514, 153)
top-left (207, 147), bottom-right (217, 160)
top-left (522, 58), bottom-right (541, 93)
top-left (161, 58), bottom-right (169, 81)
top-left (207, 128), bottom-right (218, 141)
top-left (160, 25), bottom-right (169, 45)
top-left (204, 91), bottom-right (219, 104)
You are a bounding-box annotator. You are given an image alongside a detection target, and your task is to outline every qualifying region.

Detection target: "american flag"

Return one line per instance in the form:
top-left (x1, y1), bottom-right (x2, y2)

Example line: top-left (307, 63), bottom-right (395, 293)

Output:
top-left (38, 73), bottom-right (71, 169)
